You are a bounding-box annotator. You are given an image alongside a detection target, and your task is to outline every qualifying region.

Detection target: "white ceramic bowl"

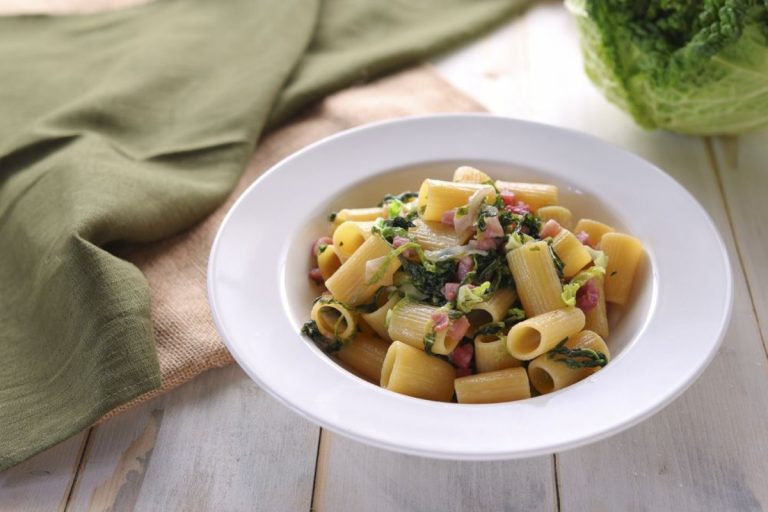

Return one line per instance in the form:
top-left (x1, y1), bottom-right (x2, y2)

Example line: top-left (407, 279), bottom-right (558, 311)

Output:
top-left (207, 115), bottom-right (732, 459)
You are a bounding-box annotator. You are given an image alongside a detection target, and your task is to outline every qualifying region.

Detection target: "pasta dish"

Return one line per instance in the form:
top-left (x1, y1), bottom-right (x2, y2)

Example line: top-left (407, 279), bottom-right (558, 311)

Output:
top-left (301, 166), bottom-right (644, 403)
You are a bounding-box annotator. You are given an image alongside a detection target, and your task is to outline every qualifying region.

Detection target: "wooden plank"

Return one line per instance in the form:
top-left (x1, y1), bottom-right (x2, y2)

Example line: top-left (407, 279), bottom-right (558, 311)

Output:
top-left (66, 366), bottom-right (319, 512)
top-left (709, 134), bottom-right (768, 353)
top-left (313, 432), bottom-right (557, 512)
top-left (0, 431), bottom-right (88, 512)
top-left (434, 2), bottom-right (768, 511)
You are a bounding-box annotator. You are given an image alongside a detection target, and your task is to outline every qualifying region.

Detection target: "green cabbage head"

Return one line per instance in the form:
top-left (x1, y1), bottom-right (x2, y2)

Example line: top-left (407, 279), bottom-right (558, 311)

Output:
top-left (566, 0), bottom-right (768, 134)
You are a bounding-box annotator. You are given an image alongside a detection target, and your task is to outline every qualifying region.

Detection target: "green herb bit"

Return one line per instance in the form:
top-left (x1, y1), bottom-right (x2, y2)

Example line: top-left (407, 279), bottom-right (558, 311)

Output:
top-left (548, 243), bottom-right (565, 278)
top-left (423, 331), bottom-right (436, 354)
top-left (476, 322), bottom-right (504, 336)
top-left (300, 320), bottom-right (344, 354)
top-left (353, 286), bottom-right (389, 313)
top-left (400, 259), bottom-right (455, 306)
top-left (328, 212), bottom-right (337, 222)
top-left (547, 338), bottom-right (608, 369)
top-left (379, 191), bottom-right (419, 207)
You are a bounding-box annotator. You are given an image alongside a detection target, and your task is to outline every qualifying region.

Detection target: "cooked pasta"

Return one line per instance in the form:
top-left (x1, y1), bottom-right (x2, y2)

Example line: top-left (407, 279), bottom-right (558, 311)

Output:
top-left (474, 333), bottom-right (522, 373)
top-left (332, 220), bottom-right (375, 261)
top-left (453, 165), bottom-right (491, 184)
top-left (506, 307), bottom-right (585, 360)
top-left (310, 297), bottom-right (357, 342)
top-left (602, 232), bottom-right (644, 305)
top-left (537, 205), bottom-right (573, 230)
top-left (495, 180), bottom-right (558, 212)
top-left (551, 229), bottom-right (592, 278)
top-left (387, 299), bottom-right (463, 355)
top-left (336, 334), bottom-right (390, 384)
top-left (381, 341), bottom-right (455, 401)
top-left (361, 294), bottom-right (399, 342)
top-left (409, 219), bottom-right (460, 250)
top-left (573, 218), bottom-right (614, 247)
top-left (317, 244), bottom-right (342, 280)
top-left (583, 274), bottom-right (609, 338)
top-left (455, 367), bottom-right (531, 404)
top-left (334, 207), bottom-right (387, 224)
top-left (324, 235), bottom-right (401, 305)
top-left (301, 165), bottom-right (644, 404)
top-left (506, 241), bottom-right (563, 317)
top-left (417, 179), bottom-right (495, 221)
top-left (527, 330), bottom-right (610, 394)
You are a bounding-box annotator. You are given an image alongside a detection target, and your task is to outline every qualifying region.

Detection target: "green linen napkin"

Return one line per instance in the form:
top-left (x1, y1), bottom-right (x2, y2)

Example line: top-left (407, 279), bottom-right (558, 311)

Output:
top-left (0, 0), bottom-right (532, 470)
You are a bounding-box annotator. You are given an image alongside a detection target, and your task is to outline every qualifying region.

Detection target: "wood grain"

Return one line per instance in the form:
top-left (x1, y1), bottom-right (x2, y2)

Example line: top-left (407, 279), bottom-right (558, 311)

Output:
top-left (4, 2), bottom-right (768, 511)
top-left (709, 134), bottom-right (768, 355)
top-left (65, 366), bottom-right (319, 512)
top-left (0, 432), bottom-right (87, 511)
top-left (312, 432), bottom-right (557, 512)
top-left (435, 3), bottom-right (768, 511)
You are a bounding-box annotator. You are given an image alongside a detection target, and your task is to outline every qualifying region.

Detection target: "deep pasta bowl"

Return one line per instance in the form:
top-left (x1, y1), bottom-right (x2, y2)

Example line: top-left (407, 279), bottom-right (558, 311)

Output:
top-left (207, 115), bottom-right (732, 459)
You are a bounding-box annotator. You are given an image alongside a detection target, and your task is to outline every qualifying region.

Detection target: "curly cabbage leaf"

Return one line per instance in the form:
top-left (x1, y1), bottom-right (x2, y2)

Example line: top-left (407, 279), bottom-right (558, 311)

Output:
top-left (567, 0), bottom-right (768, 134)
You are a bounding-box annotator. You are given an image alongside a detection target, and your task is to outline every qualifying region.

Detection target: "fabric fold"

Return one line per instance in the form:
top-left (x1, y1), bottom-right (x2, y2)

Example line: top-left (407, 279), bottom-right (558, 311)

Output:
top-left (0, 0), bottom-right (533, 470)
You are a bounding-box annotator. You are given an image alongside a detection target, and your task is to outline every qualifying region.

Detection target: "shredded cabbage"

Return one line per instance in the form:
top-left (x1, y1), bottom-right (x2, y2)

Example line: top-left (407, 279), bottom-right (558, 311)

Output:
top-left (456, 281), bottom-right (491, 313)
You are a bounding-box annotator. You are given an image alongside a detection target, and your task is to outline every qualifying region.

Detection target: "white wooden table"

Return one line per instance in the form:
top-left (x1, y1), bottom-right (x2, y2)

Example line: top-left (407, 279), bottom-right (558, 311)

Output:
top-left (3, 3), bottom-right (768, 510)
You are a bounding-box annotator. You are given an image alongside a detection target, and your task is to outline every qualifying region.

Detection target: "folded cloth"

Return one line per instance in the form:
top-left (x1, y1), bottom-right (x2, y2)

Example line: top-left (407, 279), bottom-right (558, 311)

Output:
top-left (0, 0), bottom-right (532, 471)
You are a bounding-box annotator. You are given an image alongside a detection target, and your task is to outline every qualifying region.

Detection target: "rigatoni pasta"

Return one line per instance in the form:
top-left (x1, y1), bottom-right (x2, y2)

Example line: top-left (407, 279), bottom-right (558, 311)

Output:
top-left (507, 241), bottom-right (563, 317)
top-left (537, 205), bottom-right (573, 230)
top-left (573, 218), bottom-right (614, 247)
top-left (301, 165), bottom-right (644, 403)
top-left (601, 233), bottom-right (644, 305)
top-left (506, 307), bottom-right (585, 360)
top-left (381, 341), bottom-right (455, 402)
top-left (336, 334), bottom-right (390, 384)
top-left (527, 330), bottom-right (610, 394)
top-left (455, 367), bottom-right (531, 404)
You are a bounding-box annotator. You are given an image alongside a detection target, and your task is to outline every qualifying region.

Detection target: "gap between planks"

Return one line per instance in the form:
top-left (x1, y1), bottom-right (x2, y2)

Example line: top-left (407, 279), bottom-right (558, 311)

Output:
top-left (552, 454), bottom-right (561, 512)
top-left (703, 137), bottom-right (768, 364)
top-left (61, 427), bottom-right (93, 512)
top-left (309, 428), bottom-right (325, 512)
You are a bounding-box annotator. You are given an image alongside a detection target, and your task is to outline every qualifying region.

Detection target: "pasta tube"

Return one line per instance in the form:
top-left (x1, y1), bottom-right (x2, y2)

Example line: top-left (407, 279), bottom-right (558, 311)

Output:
top-left (527, 330), bottom-right (610, 394)
top-left (454, 367), bottom-right (531, 404)
top-left (325, 235), bottom-right (401, 306)
top-left (337, 334), bottom-right (390, 384)
top-left (452, 166), bottom-right (491, 184)
top-left (409, 219), bottom-right (460, 250)
top-left (474, 333), bottom-right (522, 373)
top-left (506, 307), bottom-right (585, 360)
top-left (552, 229), bottom-right (592, 278)
top-left (583, 274), bottom-right (609, 338)
top-left (537, 206), bottom-right (573, 231)
top-left (317, 244), bottom-right (342, 281)
top-left (506, 241), bottom-right (563, 317)
top-left (417, 179), bottom-right (495, 221)
top-left (332, 220), bottom-right (375, 261)
top-left (310, 297), bottom-right (357, 342)
top-left (495, 180), bottom-right (558, 212)
top-left (601, 232), bottom-right (644, 305)
top-left (573, 218), bottom-right (614, 247)
top-left (334, 207), bottom-right (386, 224)
top-left (361, 295), bottom-right (400, 341)
top-left (381, 341), bottom-right (455, 402)
top-left (387, 300), bottom-right (462, 355)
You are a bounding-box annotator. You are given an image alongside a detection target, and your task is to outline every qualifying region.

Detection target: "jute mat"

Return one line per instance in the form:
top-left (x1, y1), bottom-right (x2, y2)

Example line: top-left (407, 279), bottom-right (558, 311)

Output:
top-left (100, 66), bottom-right (485, 421)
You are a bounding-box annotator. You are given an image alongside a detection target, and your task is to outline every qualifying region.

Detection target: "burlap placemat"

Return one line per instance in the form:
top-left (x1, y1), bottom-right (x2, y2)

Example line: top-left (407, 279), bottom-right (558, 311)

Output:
top-left (100, 66), bottom-right (485, 421)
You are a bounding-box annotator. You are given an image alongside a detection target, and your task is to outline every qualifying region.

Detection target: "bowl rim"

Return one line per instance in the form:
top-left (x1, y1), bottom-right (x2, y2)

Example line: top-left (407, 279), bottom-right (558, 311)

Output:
top-left (207, 114), bottom-right (733, 459)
